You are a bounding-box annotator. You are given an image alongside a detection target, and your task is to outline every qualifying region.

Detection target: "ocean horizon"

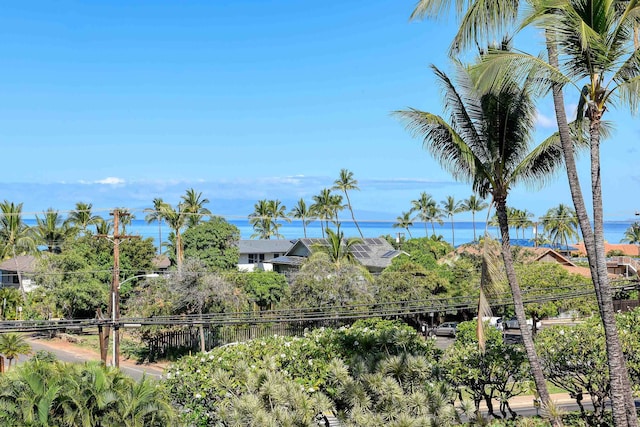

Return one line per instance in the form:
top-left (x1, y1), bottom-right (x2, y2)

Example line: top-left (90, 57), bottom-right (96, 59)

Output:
top-left (23, 217), bottom-right (637, 250)
top-left (117, 218), bottom-right (637, 250)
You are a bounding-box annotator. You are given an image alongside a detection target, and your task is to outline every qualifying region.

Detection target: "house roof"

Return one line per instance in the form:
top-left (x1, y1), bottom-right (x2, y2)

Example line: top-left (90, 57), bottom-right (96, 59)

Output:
top-left (573, 242), bottom-right (640, 256)
top-left (152, 255), bottom-right (171, 269)
top-left (272, 237), bottom-right (400, 269)
top-left (0, 255), bottom-right (38, 273)
top-left (238, 239), bottom-right (295, 254)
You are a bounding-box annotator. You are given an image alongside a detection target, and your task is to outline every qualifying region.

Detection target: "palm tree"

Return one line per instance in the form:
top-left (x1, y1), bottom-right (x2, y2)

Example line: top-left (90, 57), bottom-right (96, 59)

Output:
top-left (311, 188), bottom-right (335, 238)
top-left (94, 217), bottom-right (113, 236)
top-left (115, 207), bottom-right (135, 235)
top-left (621, 222), bottom-right (640, 245)
top-left (289, 198), bottom-right (314, 238)
top-left (317, 228), bottom-right (363, 266)
top-left (181, 188), bottom-right (211, 228)
top-left (0, 333), bottom-right (31, 369)
top-left (483, 2), bottom-right (640, 420)
top-left (267, 199), bottom-right (291, 239)
top-left (393, 211), bottom-right (415, 239)
top-left (161, 203), bottom-right (188, 270)
top-left (396, 61), bottom-right (566, 415)
top-left (542, 204), bottom-right (579, 252)
top-left (412, 0), bottom-right (640, 419)
top-left (34, 209), bottom-right (76, 253)
top-left (333, 168), bottom-right (364, 238)
top-left (249, 199), bottom-right (277, 239)
top-left (0, 201), bottom-right (37, 300)
top-left (441, 196), bottom-right (463, 247)
top-left (144, 197), bottom-right (167, 255)
top-left (461, 195), bottom-right (488, 242)
top-left (66, 202), bottom-right (101, 234)
top-left (411, 192), bottom-right (438, 237)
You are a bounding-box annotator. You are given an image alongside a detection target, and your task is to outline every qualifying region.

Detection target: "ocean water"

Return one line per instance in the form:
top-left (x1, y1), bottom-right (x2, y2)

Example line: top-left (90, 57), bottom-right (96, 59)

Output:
top-left (125, 218), bottom-right (636, 249)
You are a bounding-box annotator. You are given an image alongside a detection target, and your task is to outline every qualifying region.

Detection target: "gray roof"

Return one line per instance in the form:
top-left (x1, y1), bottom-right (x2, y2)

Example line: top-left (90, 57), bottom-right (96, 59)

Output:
top-left (238, 239), bottom-right (294, 254)
top-left (0, 255), bottom-right (38, 273)
top-left (268, 255), bottom-right (306, 266)
top-left (281, 237), bottom-right (402, 269)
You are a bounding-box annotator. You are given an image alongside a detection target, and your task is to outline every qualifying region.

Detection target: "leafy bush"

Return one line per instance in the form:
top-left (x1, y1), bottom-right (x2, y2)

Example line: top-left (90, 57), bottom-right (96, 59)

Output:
top-left (163, 318), bottom-right (454, 426)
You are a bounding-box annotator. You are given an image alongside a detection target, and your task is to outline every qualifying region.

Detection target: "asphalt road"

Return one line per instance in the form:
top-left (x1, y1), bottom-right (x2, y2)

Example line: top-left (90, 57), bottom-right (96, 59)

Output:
top-left (17, 336), bottom-right (164, 381)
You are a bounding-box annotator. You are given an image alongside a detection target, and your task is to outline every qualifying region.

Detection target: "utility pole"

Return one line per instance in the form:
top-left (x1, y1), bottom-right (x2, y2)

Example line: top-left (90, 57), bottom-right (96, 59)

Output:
top-left (96, 209), bottom-right (138, 368)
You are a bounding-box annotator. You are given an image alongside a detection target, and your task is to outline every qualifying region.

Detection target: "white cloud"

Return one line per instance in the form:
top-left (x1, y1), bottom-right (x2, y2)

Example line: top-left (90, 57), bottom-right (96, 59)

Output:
top-left (535, 110), bottom-right (556, 128)
top-left (78, 177), bottom-right (126, 185)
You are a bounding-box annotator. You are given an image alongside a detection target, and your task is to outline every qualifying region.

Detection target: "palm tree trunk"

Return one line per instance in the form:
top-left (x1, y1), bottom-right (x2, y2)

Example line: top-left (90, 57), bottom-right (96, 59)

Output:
top-left (302, 218), bottom-right (307, 238)
top-left (176, 231), bottom-right (183, 272)
top-left (546, 33), bottom-right (636, 427)
top-left (431, 220), bottom-right (436, 237)
top-left (590, 115), bottom-right (637, 427)
top-left (344, 192), bottom-right (364, 239)
top-left (450, 217), bottom-right (455, 247)
top-left (495, 196), bottom-right (559, 426)
top-left (472, 212), bottom-right (477, 242)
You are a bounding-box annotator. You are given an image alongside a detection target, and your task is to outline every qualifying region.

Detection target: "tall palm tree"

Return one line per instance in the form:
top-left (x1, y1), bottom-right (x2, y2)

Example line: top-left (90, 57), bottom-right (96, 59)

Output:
top-left (181, 188), bottom-right (211, 228)
top-left (66, 202), bottom-right (101, 234)
top-left (311, 188), bottom-right (335, 238)
top-left (441, 196), bottom-right (463, 247)
top-left (289, 198), bottom-right (314, 238)
top-left (0, 201), bottom-right (37, 300)
top-left (0, 333), bottom-right (30, 369)
top-left (542, 204), bottom-right (579, 252)
top-left (333, 168), bottom-right (364, 238)
top-left (411, 192), bottom-right (438, 237)
top-left (115, 208), bottom-right (135, 235)
top-left (621, 222), bottom-right (640, 245)
top-left (34, 208), bottom-right (76, 253)
top-left (393, 211), bottom-right (415, 239)
top-left (396, 61), bottom-right (566, 415)
top-left (249, 199), bottom-right (278, 239)
top-left (161, 203), bottom-right (188, 270)
top-left (144, 197), bottom-right (167, 255)
top-left (412, 0), bottom-right (640, 419)
top-left (267, 199), bottom-right (291, 239)
top-left (461, 195), bottom-right (488, 242)
top-left (477, 2), bottom-right (640, 420)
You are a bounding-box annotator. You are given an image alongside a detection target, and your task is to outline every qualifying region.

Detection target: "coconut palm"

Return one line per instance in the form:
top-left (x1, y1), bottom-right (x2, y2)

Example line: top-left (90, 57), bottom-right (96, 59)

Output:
top-left (513, 208), bottom-right (535, 240)
top-left (34, 208), bottom-right (76, 253)
top-left (289, 198), bottom-right (314, 238)
top-left (114, 207), bottom-right (135, 235)
top-left (144, 197), bottom-right (167, 255)
top-left (311, 188), bottom-right (335, 238)
top-left (94, 217), bottom-right (113, 236)
top-left (161, 203), bottom-right (188, 270)
top-left (542, 204), bottom-right (579, 252)
top-left (621, 222), bottom-right (640, 251)
top-left (333, 168), bottom-right (364, 238)
top-left (66, 202), bottom-right (102, 234)
top-left (411, 192), bottom-right (438, 237)
top-left (181, 188), bottom-right (211, 228)
top-left (461, 195), bottom-right (488, 242)
top-left (393, 211), bottom-right (415, 239)
top-left (396, 60), bottom-right (567, 415)
top-left (317, 228), bottom-right (363, 266)
top-left (267, 199), bottom-right (291, 239)
top-left (0, 201), bottom-right (37, 300)
top-left (0, 333), bottom-right (31, 369)
top-left (441, 196), bottom-right (464, 247)
top-left (476, 2), bottom-right (640, 420)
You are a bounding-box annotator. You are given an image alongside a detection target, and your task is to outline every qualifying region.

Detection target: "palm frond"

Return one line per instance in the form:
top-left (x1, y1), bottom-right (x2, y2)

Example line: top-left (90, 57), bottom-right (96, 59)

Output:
top-left (451, 0), bottom-right (519, 55)
top-left (395, 109), bottom-right (478, 183)
top-left (472, 50), bottom-right (572, 97)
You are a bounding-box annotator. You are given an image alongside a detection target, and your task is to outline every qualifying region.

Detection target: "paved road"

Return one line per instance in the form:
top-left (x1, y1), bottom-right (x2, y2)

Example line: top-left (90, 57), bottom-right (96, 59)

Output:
top-left (18, 336), bottom-right (164, 381)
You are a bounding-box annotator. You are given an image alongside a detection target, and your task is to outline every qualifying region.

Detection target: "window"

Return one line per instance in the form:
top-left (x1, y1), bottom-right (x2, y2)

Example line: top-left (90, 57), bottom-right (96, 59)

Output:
top-left (248, 254), bottom-right (265, 264)
top-left (273, 253), bottom-right (280, 258)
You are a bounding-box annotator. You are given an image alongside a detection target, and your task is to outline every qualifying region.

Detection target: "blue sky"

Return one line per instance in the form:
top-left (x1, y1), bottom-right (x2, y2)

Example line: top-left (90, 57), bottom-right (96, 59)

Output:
top-left (0, 1), bottom-right (638, 222)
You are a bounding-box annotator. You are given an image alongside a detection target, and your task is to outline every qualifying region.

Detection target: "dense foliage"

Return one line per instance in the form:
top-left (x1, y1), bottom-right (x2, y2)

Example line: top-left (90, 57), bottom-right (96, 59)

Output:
top-left (0, 358), bottom-right (175, 427)
top-left (163, 319), bottom-right (461, 426)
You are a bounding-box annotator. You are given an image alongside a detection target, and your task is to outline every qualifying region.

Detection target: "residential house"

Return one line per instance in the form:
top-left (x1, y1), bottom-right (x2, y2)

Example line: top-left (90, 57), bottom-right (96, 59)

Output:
top-left (0, 255), bottom-right (38, 292)
top-left (238, 239), bottom-right (295, 272)
top-left (270, 237), bottom-right (403, 277)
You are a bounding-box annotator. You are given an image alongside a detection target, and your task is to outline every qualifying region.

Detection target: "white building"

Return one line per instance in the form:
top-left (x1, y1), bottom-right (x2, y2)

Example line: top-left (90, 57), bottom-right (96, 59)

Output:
top-left (238, 240), bottom-right (295, 272)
